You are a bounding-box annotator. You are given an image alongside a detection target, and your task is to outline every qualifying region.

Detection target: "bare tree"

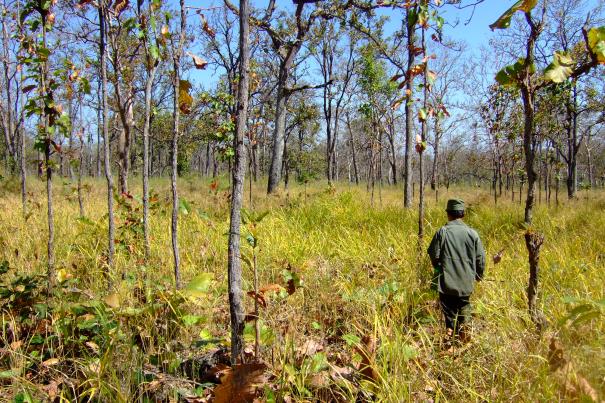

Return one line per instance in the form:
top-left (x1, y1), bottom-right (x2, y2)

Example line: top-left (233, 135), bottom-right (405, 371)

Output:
top-left (227, 0), bottom-right (250, 364)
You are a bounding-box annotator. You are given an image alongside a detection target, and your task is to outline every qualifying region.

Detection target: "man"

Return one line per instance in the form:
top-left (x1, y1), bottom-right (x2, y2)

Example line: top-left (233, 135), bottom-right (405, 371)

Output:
top-left (428, 198), bottom-right (485, 344)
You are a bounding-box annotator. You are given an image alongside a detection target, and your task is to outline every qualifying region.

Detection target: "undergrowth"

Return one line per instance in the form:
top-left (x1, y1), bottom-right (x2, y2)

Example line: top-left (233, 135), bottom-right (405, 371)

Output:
top-left (0, 176), bottom-right (603, 401)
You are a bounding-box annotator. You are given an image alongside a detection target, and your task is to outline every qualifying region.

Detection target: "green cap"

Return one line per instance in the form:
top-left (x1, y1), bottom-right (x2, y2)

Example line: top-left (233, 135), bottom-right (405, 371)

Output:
top-left (446, 198), bottom-right (465, 212)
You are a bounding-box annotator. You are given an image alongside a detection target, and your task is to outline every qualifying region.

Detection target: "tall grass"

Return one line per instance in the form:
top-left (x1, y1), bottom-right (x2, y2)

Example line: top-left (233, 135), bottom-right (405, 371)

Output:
top-left (0, 176), bottom-right (603, 401)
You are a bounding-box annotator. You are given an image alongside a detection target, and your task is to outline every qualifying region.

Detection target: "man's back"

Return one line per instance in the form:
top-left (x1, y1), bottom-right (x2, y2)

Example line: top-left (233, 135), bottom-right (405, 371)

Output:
top-left (428, 219), bottom-right (485, 297)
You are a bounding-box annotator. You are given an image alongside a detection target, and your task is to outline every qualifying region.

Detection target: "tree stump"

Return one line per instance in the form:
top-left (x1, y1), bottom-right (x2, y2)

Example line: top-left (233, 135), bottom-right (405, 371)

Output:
top-left (525, 230), bottom-right (547, 331)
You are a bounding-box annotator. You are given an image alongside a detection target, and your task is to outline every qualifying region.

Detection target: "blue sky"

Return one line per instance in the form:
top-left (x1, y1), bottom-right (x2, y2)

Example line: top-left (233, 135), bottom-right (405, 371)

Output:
top-left (185, 0), bottom-right (510, 87)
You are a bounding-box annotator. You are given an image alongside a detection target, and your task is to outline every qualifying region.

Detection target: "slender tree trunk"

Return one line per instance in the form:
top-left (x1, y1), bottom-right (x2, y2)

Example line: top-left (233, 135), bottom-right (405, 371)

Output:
top-left (418, 27), bottom-right (427, 247)
top-left (431, 116), bottom-right (440, 202)
top-left (525, 230), bottom-right (546, 331)
top-left (521, 88), bottom-right (537, 224)
top-left (68, 101), bottom-right (75, 180)
top-left (267, 64), bottom-right (289, 194)
top-left (39, 13), bottom-right (54, 293)
top-left (18, 50), bottom-right (26, 214)
top-left (1, 10), bottom-right (16, 174)
top-left (346, 112), bottom-right (359, 185)
top-left (100, 2), bottom-right (115, 284)
top-left (142, 66), bottom-right (157, 262)
top-left (227, 0), bottom-right (249, 364)
top-left (77, 100), bottom-right (85, 217)
top-left (403, 9), bottom-right (415, 209)
top-left (170, 0), bottom-right (185, 289)
top-left (96, 80), bottom-right (102, 178)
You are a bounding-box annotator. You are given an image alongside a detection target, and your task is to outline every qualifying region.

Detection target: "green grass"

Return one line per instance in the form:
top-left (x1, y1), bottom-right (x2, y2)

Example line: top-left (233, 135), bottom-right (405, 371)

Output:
top-left (0, 176), bottom-right (603, 401)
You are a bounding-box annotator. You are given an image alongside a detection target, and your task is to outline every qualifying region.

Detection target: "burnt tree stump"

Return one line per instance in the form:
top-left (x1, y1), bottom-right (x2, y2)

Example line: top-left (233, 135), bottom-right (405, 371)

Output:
top-left (525, 230), bottom-right (547, 331)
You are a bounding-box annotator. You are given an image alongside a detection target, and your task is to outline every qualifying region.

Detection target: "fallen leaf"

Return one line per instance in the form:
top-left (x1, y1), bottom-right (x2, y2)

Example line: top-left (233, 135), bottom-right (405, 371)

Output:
top-left (354, 335), bottom-right (379, 383)
top-left (42, 358), bottom-right (60, 367)
top-left (296, 339), bottom-right (323, 359)
top-left (104, 293), bottom-right (120, 308)
top-left (213, 363), bottom-right (268, 403)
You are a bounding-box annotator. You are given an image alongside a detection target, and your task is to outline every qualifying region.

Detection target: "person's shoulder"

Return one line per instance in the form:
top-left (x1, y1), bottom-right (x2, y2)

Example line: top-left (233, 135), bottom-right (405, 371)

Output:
top-left (466, 226), bottom-right (481, 239)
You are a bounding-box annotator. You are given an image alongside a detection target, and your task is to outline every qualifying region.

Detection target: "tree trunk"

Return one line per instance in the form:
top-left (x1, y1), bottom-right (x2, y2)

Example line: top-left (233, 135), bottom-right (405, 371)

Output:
top-left (142, 27), bottom-right (158, 263)
top-left (267, 62), bottom-right (290, 194)
top-left (418, 27), bottom-right (428, 247)
top-left (77, 99), bottom-right (85, 217)
top-left (100, 2), bottom-right (115, 285)
top-left (96, 80), bottom-right (102, 178)
top-left (346, 112), bottom-right (359, 185)
top-left (227, 0), bottom-right (249, 364)
top-left (431, 115), bottom-right (441, 202)
top-left (403, 9), bottom-right (415, 209)
top-left (525, 230), bottom-right (546, 332)
top-left (521, 86), bottom-right (537, 224)
top-left (18, 55), bottom-right (26, 214)
top-left (170, 0), bottom-right (186, 289)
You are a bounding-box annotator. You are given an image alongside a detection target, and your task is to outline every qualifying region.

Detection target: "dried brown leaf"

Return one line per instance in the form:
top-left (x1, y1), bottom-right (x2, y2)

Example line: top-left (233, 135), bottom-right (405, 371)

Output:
top-left (213, 363), bottom-right (268, 403)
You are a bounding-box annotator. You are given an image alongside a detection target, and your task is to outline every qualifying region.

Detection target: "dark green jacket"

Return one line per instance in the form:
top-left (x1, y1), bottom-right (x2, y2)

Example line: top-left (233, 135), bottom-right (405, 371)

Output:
top-left (427, 219), bottom-right (485, 297)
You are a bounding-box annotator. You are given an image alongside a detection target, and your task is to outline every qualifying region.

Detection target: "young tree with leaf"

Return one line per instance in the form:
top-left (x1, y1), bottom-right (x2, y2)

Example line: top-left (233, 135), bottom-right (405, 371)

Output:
top-left (136, 0), bottom-right (164, 262)
top-left (169, 0), bottom-right (186, 289)
top-left (226, 0), bottom-right (250, 364)
top-left (491, 0), bottom-right (604, 224)
top-left (21, 0), bottom-right (71, 292)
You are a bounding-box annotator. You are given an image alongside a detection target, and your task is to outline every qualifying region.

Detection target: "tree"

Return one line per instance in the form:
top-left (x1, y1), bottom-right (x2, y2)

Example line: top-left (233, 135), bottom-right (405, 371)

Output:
top-left (227, 0), bottom-right (250, 364)
top-left (99, 0), bottom-right (115, 284)
top-left (170, 0), bottom-right (186, 289)
top-left (491, 0), bottom-right (605, 224)
top-left (137, 0), bottom-right (163, 262)
top-left (21, 0), bottom-right (71, 292)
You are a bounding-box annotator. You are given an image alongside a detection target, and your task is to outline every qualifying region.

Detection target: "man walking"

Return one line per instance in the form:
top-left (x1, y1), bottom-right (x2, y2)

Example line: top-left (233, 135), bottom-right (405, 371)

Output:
top-left (428, 199), bottom-right (485, 344)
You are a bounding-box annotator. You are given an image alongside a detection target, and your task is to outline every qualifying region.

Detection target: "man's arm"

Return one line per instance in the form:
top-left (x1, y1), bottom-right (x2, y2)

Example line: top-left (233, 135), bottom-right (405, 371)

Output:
top-left (475, 235), bottom-right (486, 281)
top-left (427, 229), bottom-right (442, 269)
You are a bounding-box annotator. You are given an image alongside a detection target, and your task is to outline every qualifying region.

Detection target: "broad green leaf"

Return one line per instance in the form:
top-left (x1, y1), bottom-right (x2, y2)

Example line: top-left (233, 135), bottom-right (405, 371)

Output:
top-left (588, 26), bottom-right (605, 64)
top-left (489, 0), bottom-right (537, 30)
top-left (149, 45), bottom-right (160, 61)
top-left (342, 333), bottom-right (361, 346)
top-left (0, 370), bottom-right (17, 379)
top-left (401, 344), bottom-right (418, 360)
top-left (544, 51), bottom-right (574, 83)
top-left (0, 260), bottom-right (9, 275)
top-left (309, 352), bottom-right (328, 373)
top-left (418, 107), bottom-right (428, 122)
top-left (183, 273), bottom-right (213, 297)
top-left (182, 314), bottom-right (205, 326)
top-left (495, 58), bottom-right (532, 87)
top-left (179, 198), bottom-right (191, 215)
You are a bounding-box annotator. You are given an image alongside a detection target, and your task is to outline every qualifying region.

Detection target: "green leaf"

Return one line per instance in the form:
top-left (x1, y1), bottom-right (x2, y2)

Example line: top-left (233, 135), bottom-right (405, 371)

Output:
top-left (0, 370), bottom-right (17, 379)
top-left (149, 45), bottom-right (160, 61)
top-left (182, 314), bottom-right (205, 326)
top-left (183, 273), bottom-right (213, 297)
top-left (489, 0), bottom-right (537, 30)
top-left (309, 352), bottom-right (328, 373)
top-left (401, 344), bottom-right (418, 360)
top-left (544, 51), bottom-right (574, 83)
top-left (342, 333), bottom-right (361, 346)
top-left (588, 26), bottom-right (605, 64)
top-left (495, 58), bottom-right (531, 87)
top-left (179, 198), bottom-right (191, 215)
top-left (0, 260), bottom-right (9, 275)
top-left (418, 107), bottom-right (428, 122)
